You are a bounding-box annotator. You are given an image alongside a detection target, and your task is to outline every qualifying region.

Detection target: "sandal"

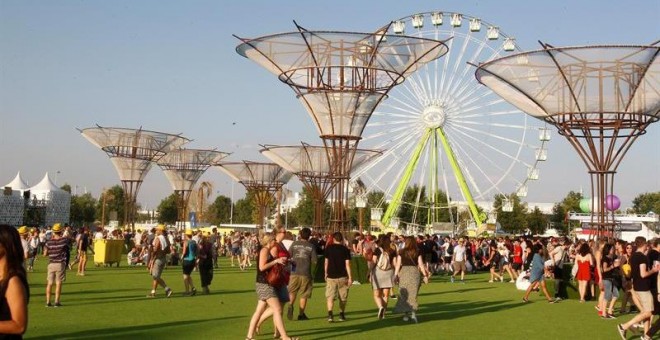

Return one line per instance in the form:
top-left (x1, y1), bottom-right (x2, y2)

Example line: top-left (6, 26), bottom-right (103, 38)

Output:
top-left (522, 298), bottom-right (529, 303)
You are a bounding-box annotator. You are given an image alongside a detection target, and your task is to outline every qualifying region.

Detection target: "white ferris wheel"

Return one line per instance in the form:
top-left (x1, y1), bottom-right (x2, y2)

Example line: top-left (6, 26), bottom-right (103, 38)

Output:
top-left (354, 11), bottom-right (551, 230)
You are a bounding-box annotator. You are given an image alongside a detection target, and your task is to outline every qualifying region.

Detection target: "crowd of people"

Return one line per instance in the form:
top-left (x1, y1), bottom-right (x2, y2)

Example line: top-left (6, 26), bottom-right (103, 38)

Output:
top-left (3, 222), bottom-right (660, 339)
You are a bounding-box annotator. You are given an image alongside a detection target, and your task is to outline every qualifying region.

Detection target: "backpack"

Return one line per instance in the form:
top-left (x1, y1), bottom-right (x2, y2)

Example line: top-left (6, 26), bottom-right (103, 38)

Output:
top-left (447, 243), bottom-right (454, 256)
top-left (376, 248), bottom-right (392, 271)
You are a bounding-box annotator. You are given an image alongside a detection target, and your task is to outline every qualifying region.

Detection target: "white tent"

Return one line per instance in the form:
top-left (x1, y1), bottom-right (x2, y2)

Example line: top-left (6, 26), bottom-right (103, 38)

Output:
top-left (0, 172), bottom-right (27, 226)
top-left (29, 173), bottom-right (70, 226)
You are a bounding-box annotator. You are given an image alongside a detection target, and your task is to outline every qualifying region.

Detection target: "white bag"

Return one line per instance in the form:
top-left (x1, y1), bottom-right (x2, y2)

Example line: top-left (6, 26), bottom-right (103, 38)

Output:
top-left (516, 272), bottom-right (531, 291)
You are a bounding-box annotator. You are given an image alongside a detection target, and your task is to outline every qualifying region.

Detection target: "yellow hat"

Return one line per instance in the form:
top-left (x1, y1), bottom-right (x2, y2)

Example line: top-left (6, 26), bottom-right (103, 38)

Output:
top-left (52, 223), bottom-right (62, 232)
top-left (17, 226), bottom-right (28, 235)
top-left (184, 229), bottom-right (193, 236)
top-left (156, 224), bottom-right (166, 231)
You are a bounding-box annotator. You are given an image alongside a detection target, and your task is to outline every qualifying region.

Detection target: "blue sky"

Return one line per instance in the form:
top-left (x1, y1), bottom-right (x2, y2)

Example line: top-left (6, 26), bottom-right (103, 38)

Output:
top-left (1, 0), bottom-right (659, 210)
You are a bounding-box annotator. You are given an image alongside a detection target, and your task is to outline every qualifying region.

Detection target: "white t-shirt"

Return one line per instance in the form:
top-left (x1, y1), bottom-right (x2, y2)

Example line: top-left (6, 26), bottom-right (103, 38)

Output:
top-left (94, 231), bottom-right (104, 240)
top-left (453, 244), bottom-right (466, 262)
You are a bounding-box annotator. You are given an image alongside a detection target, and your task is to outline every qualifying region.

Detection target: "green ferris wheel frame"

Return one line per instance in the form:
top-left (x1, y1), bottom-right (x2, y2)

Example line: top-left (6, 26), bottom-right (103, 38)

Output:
top-left (381, 126), bottom-right (485, 227)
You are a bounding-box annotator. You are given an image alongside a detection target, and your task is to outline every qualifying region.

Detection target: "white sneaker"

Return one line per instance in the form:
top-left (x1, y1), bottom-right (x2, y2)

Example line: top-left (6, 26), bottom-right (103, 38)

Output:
top-left (410, 313), bottom-right (418, 323)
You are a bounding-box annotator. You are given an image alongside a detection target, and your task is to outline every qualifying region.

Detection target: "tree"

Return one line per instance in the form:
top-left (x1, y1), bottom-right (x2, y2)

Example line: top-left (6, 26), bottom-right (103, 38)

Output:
top-left (290, 187), bottom-right (330, 228)
top-left (632, 192), bottom-right (660, 215)
top-left (60, 183), bottom-right (72, 194)
top-left (95, 185), bottom-right (125, 226)
top-left (494, 193), bottom-right (527, 233)
top-left (157, 193), bottom-right (179, 224)
top-left (398, 185), bottom-right (428, 228)
top-left (550, 203), bottom-right (568, 235)
top-left (527, 206), bottom-right (548, 235)
top-left (206, 195), bottom-right (232, 225)
top-left (233, 196), bottom-right (255, 224)
top-left (69, 193), bottom-right (97, 226)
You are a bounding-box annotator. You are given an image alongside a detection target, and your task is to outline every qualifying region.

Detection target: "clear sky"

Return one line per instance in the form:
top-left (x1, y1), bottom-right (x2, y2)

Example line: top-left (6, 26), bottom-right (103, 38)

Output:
top-left (1, 0), bottom-right (659, 211)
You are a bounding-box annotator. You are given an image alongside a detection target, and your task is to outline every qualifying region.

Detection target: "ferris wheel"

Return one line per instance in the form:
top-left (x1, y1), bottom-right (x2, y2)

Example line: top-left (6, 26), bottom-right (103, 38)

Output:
top-left (354, 11), bottom-right (551, 230)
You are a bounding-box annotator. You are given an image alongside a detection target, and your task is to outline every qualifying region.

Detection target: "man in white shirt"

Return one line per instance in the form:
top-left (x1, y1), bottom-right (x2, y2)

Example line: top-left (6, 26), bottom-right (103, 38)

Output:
top-left (451, 238), bottom-right (468, 283)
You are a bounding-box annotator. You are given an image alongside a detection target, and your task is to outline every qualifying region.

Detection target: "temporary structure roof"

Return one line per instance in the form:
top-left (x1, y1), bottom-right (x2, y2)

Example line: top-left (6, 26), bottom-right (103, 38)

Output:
top-left (29, 173), bottom-right (63, 193)
top-left (4, 172), bottom-right (29, 191)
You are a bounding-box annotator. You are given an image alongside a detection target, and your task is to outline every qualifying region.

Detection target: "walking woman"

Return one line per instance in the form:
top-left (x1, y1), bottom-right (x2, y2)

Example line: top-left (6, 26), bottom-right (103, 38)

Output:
top-left (393, 236), bottom-right (430, 323)
top-left (198, 232), bottom-right (214, 294)
top-left (0, 225), bottom-right (29, 338)
top-left (484, 242), bottom-right (503, 283)
top-left (181, 229), bottom-right (197, 296)
top-left (522, 243), bottom-right (554, 303)
top-left (245, 232), bottom-right (297, 340)
top-left (575, 242), bottom-right (594, 302)
top-left (371, 235), bottom-right (396, 320)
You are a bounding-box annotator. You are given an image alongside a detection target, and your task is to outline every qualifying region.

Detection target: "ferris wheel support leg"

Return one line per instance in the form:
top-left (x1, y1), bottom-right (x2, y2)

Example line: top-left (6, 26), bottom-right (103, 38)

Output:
top-left (436, 128), bottom-right (484, 228)
top-left (382, 129), bottom-right (432, 227)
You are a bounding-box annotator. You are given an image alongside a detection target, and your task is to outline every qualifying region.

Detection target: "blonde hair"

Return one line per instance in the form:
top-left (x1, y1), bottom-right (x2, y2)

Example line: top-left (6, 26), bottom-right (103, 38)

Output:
top-left (274, 225), bottom-right (286, 234)
top-left (260, 232), bottom-right (275, 247)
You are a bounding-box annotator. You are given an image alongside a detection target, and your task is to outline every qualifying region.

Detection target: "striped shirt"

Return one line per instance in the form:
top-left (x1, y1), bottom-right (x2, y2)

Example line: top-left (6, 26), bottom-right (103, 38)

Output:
top-left (46, 236), bottom-right (69, 263)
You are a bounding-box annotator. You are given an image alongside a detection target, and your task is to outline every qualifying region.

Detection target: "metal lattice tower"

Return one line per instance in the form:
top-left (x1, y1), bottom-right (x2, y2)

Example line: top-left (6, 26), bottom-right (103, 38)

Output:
top-left (260, 143), bottom-right (382, 230)
top-left (235, 21), bottom-right (449, 230)
top-left (157, 148), bottom-right (230, 229)
top-left (476, 44), bottom-right (660, 238)
top-left (79, 126), bottom-right (190, 228)
top-left (216, 161), bottom-right (292, 230)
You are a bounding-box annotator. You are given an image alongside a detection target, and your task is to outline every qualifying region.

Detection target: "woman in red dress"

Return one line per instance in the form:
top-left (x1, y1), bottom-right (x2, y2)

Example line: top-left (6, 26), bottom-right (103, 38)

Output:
top-left (575, 242), bottom-right (594, 302)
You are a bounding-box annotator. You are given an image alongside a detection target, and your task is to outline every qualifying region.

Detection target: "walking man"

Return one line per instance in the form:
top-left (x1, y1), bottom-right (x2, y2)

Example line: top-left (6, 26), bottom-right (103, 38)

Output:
top-left (287, 227), bottom-right (318, 321)
top-left (451, 238), bottom-right (467, 283)
top-left (324, 232), bottom-right (352, 322)
top-left (147, 225), bottom-right (173, 298)
top-left (44, 223), bottom-right (68, 307)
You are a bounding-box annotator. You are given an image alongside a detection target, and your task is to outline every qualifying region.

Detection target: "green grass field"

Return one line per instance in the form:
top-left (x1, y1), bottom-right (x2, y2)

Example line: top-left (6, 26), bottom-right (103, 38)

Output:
top-left (26, 255), bottom-right (632, 339)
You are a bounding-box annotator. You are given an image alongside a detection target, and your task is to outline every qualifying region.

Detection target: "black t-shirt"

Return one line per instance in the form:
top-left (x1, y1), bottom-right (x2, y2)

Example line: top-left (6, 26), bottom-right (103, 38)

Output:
top-left (648, 249), bottom-right (659, 293)
top-left (325, 244), bottom-right (351, 279)
top-left (631, 251), bottom-right (651, 292)
top-left (601, 255), bottom-right (615, 280)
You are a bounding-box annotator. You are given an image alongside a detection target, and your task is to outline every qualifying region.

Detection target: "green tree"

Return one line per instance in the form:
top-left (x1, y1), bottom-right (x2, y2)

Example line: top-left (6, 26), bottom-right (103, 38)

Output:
top-left (632, 192), bottom-right (660, 215)
top-left (367, 190), bottom-right (388, 222)
top-left (60, 183), bottom-right (72, 194)
top-left (494, 193), bottom-right (527, 233)
top-left (95, 185), bottom-right (125, 225)
top-left (233, 196), bottom-right (255, 224)
top-left (206, 195), bottom-right (232, 225)
top-left (290, 187), bottom-right (330, 228)
top-left (69, 192), bottom-right (98, 226)
top-left (550, 203), bottom-right (568, 235)
top-left (526, 206), bottom-right (548, 235)
top-left (157, 193), bottom-right (179, 224)
top-left (398, 185), bottom-right (428, 228)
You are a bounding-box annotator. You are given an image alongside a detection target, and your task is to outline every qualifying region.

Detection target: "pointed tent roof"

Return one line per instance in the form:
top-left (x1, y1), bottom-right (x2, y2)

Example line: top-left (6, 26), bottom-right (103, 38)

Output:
top-left (29, 173), bottom-right (63, 192)
top-left (4, 172), bottom-right (29, 190)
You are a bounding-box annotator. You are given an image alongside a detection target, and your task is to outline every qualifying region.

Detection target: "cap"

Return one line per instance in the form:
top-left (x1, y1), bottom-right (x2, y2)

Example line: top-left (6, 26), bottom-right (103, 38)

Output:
top-left (17, 226), bottom-right (28, 235)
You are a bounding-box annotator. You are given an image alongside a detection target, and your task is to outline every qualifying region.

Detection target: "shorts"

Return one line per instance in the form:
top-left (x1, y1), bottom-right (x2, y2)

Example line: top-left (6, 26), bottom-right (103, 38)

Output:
top-left (452, 261), bottom-right (467, 273)
top-left (182, 260), bottom-right (195, 275)
top-left (241, 247), bottom-right (250, 256)
top-left (288, 275), bottom-right (313, 299)
top-left (47, 262), bottom-right (66, 283)
top-left (79, 252), bottom-right (87, 261)
top-left (275, 285), bottom-right (290, 303)
top-left (634, 290), bottom-right (654, 313)
top-left (256, 282), bottom-right (277, 301)
top-left (512, 263), bottom-right (522, 271)
top-left (151, 258), bottom-right (166, 279)
top-left (325, 277), bottom-right (349, 302)
top-left (231, 247), bottom-right (241, 256)
top-left (603, 279), bottom-right (619, 301)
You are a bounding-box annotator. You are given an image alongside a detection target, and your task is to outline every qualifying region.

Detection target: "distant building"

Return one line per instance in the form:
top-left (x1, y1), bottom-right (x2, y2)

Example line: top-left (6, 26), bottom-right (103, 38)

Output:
top-left (0, 172), bottom-right (70, 227)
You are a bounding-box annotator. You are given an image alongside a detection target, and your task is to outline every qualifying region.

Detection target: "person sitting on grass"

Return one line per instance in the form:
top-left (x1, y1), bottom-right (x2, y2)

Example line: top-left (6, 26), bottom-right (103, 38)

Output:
top-left (127, 246), bottom-right (140, 266)
top-left (522, 243), bottom-right (555, 304)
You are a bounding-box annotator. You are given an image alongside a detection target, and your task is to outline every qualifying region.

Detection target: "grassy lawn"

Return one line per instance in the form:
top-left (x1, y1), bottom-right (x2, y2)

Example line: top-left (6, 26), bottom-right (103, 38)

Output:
top-left (26, 255), bottom-right (630, 339)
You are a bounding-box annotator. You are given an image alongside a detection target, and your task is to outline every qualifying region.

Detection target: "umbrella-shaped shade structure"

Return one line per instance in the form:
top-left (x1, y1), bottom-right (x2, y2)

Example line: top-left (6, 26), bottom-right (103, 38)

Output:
top-left (260, 143), bottom-right (382, 230)
top-left (236, 21), bottom-right (449, 229)
top-left (475, 44), bottom-right (660, 237)
top-left (157, 149), bottom-right (230, 229)
top-left (216, 161), bottom-right (292, 229)
top-left (79, 126), bottom-right (190, 227)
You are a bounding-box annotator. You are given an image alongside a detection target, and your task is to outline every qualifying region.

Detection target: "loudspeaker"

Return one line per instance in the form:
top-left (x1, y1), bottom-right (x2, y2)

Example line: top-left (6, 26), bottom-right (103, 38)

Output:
top-left (23, 190), bottom-right (31, 200)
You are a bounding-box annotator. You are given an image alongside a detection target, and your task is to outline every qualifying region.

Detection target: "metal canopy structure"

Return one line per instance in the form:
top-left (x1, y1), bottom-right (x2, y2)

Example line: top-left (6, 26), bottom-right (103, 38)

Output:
top-left (216, 161), bottom-right (292, 229)
top-left (260, 143), bottom-right (382, 229)
top-left (475, 44), bottom-right (660, 237)
top-left (79, 126), bottom-right (190, 227)
top-left (157, 148), bottom-right (230, 229)
top-left (236, 22), bottom-right (449, 230)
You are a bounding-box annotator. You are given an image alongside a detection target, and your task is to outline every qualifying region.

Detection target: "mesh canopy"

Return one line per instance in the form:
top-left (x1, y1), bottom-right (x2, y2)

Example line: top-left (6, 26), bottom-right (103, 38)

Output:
top-left (236, 26), bottom-right (449, 138)
top-left (260, 143), bottom-right (383, 178)
top-left (475, 45), bottom-right (660, 124)
top-left (80, 126), bottom-right (190, 182)
top-left (216, 161), bottom-right (292, 190)
top-left (158, 149), bottom-right (230, 192)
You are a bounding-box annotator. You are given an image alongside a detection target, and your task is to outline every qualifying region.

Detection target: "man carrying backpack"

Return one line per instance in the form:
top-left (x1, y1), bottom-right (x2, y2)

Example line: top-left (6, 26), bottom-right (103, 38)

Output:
top-left (287, 227), bottom-right (317, 321)
top-left (147, 225), bottom-right (173, 298)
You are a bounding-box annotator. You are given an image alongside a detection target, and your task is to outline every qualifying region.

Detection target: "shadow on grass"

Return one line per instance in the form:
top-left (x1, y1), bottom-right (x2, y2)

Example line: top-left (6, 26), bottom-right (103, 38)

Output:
top-left (293, 299), bottom-right (522, 339)
top-left (418, 286), bottom-right (495, 297)
top-left (29, 316), bottom-right (243, 340)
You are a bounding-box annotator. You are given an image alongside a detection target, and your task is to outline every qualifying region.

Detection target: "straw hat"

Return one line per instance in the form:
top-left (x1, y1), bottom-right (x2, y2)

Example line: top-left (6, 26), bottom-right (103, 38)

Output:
top-left (17, 226), bottom-right (28, 235)
top-left (52, 223), bottom-right (62, 233)
top-left (184, 229), bottom-right (193, 236)
top-left (156, 224), bottom-right (166, 231)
